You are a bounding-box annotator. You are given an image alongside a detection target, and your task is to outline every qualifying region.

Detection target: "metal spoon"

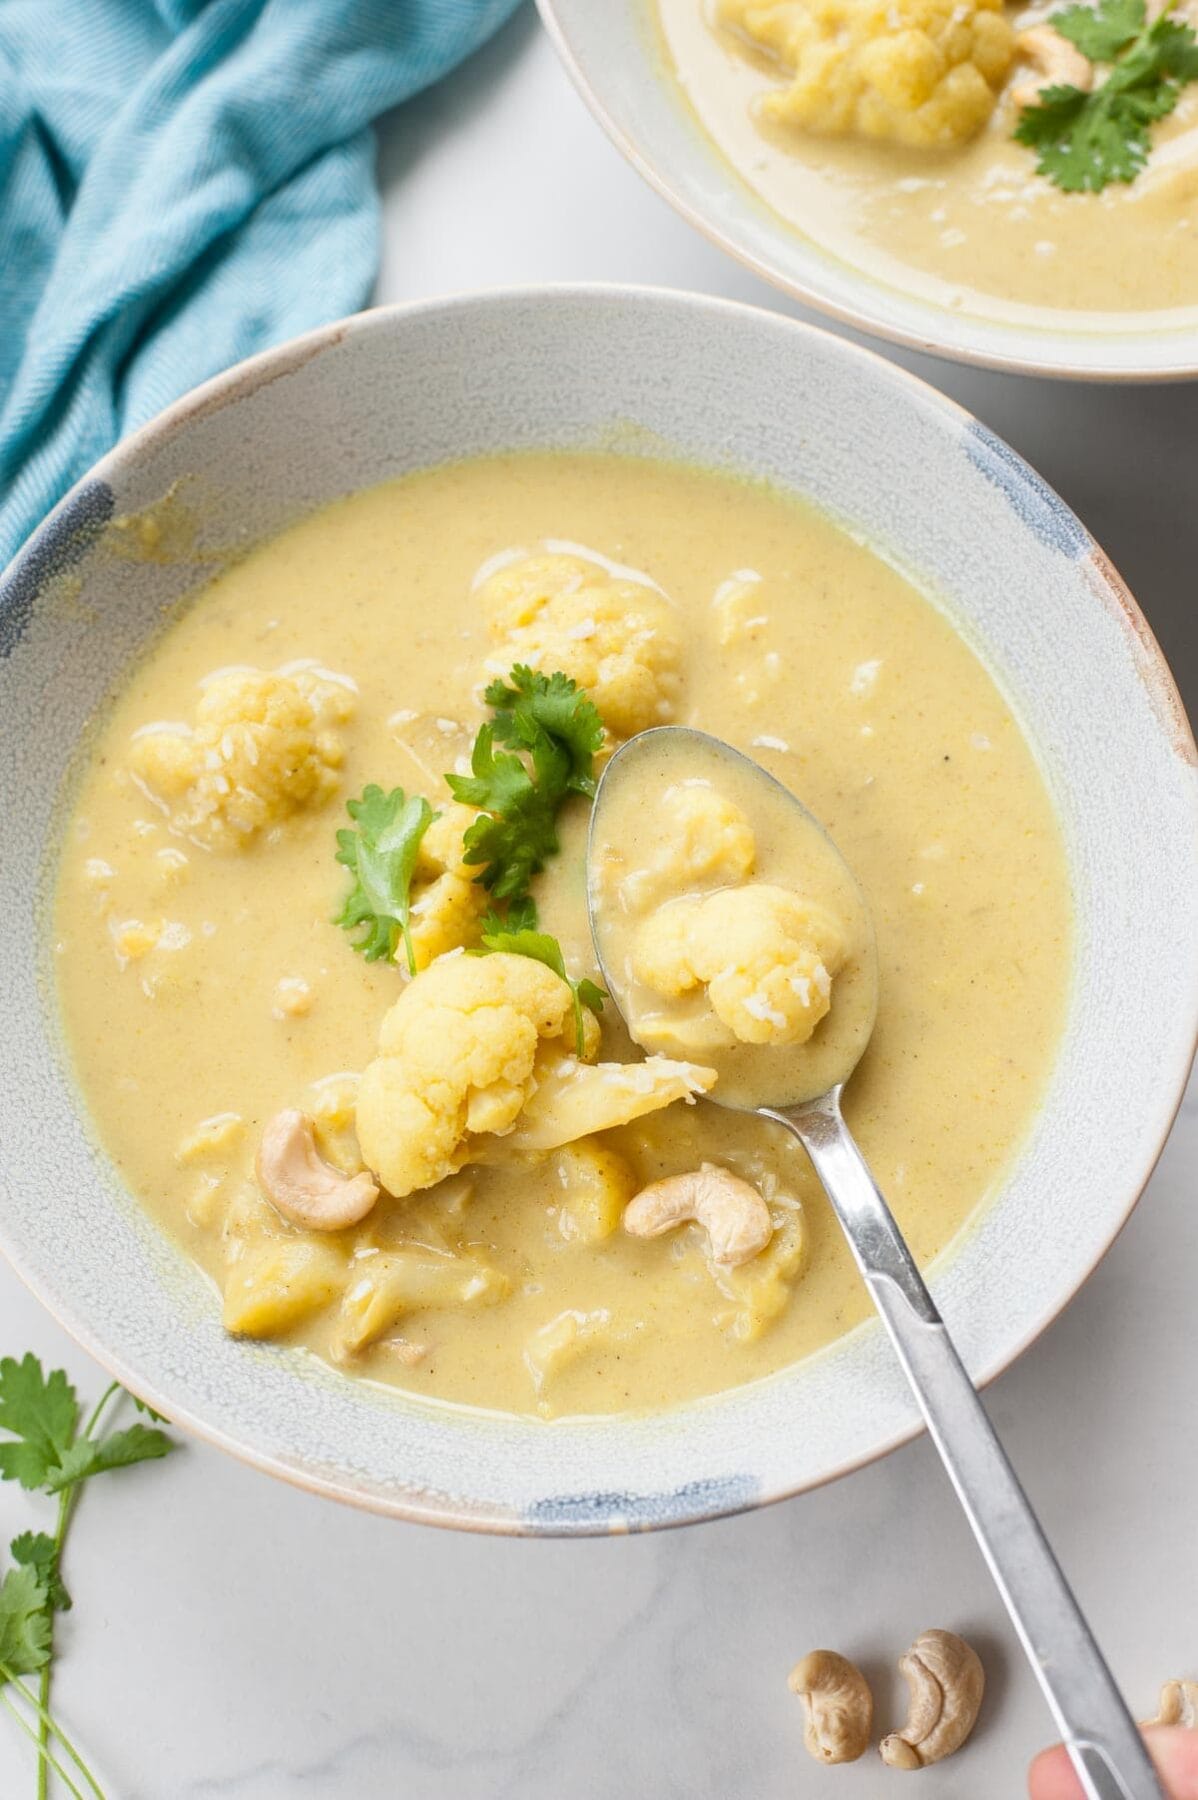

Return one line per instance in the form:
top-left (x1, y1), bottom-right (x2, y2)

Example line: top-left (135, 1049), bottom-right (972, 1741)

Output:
top-left (587, 725), bottom-right (1161, 1800)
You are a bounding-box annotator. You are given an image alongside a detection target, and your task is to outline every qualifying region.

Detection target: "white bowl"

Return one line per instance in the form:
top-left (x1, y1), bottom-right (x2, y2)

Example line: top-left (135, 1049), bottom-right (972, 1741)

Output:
top-left (538, 0), bottom-right (1198, 382)
top-left (1, 287), bottom-right (1194, 1532)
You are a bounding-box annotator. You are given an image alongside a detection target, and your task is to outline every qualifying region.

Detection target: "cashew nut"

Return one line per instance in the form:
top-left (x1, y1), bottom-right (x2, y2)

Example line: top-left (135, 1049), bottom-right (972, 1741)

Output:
top-left (1143, 1680), bottom-right (1198, 1730)
top-left (788, 1650), bottom-right (873, 1765)
top-left (622, 1164), bottom-right (773, 1266)
top-left (880, 1629), bottom-right (985, 1769)
top-left (256, 1109), bottom-right (379, 1231)
top-left (1011, 26), bottom-right (1093, 110)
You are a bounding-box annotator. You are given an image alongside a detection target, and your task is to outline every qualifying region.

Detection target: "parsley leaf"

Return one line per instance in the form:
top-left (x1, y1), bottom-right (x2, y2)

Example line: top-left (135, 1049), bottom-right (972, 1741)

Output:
top-left (0, 1566), bottom-right (52, 1682)
top-left (335, 784), bottom-right (437, 973)
top-left (447, 668), bottom-right (602, 907)
top-left (0, 1357), bottom-right (78, 1491)
top-left (1015, 0), bottom-right (1198, 191)
top-left (9, 1534), bottom-right (69, 1614)
top-left (475, 921), bottom-right (605, 1057)
top-left (44, 1423), bottom-right (174, 1495)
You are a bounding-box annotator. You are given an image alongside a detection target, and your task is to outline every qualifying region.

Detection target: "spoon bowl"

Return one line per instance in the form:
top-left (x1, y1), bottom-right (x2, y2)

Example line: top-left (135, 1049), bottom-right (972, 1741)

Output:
top-left (588, 726), bottom-right (878, 1108)
top-left (586, 727), bottom-right (1163, 1800)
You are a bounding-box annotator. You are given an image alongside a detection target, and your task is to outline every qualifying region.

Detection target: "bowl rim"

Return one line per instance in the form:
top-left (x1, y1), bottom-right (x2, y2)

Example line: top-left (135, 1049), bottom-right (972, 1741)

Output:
top-left (1, 281), bottom-right (1195, 1534)
top-left (534, 0), bottom-right (1198, 385)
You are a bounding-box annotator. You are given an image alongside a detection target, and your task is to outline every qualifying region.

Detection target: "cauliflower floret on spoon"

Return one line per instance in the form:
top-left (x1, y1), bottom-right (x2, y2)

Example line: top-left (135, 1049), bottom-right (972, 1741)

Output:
top-left (634, 884), bottom-right (845, 1048)
top-left (614, 780), bottom-right (757, 908)
top-left (355, 950), bottom-right (716, 1199)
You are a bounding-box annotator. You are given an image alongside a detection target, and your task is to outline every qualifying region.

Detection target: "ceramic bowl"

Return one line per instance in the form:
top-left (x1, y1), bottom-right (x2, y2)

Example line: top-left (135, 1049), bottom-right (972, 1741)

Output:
top-left (1, 287), bottom-right (1194, 1533)
top-left (537, 0), bottom-right (1198, 382)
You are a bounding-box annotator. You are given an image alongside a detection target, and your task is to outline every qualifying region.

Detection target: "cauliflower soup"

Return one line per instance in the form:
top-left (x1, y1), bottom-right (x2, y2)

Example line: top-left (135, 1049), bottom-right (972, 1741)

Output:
top-left (656, 0), bottom-right (1198, 329)
top-left (54, 452), bottom-right (1070, 1418)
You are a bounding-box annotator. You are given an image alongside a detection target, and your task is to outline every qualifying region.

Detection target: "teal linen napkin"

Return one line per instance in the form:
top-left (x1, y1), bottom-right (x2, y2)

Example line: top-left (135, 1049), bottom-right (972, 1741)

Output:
top-left (0, 0), bottom-right (521, 568)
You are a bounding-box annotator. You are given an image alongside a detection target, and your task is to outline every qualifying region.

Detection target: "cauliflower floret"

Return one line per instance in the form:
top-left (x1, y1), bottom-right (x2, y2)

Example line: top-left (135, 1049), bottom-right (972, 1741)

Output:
top-left (407, 801), bottom-right (488, 968)
top-left (634, 884), bottom-right (845, 1047)
top-left (355, 951), bottom-right (715, 1198)
top-left (131, 664), bottom-right (354, 848)
top-left (497, 1048), bottom-right (717, 1153)
top-left (355, 951), bottom-right (595, 1199)
top-left (720, 0), bottom-right (1014, 149)
top-left (624, 782), bottom-right (756, 907)
top-left (477, 553), bottom-right (683, 739)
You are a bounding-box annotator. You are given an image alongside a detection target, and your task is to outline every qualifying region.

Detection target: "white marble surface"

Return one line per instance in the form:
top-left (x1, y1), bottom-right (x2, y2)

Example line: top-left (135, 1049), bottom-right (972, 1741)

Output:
top-left (2, 11), bottom-right (1195, 1797)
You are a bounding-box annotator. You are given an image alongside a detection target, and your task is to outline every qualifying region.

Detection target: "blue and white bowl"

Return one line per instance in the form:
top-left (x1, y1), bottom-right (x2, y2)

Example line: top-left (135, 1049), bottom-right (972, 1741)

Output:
top-left (1, 288), bottom-right (1194, 1532)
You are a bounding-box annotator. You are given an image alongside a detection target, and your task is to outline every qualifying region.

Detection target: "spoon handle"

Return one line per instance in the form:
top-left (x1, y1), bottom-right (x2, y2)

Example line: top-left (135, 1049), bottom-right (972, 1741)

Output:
top-left (765, 1093), bottom-right (1162, 1800)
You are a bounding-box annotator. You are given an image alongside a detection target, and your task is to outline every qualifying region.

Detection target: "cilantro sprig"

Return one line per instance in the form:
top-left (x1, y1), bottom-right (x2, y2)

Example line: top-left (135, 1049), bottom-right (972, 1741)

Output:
top-left (1015, 0), bottom-right (1198, 192)
top-left (475, 911), bottom-right (606, 1057)
top-left (333, 669), bottom-right (607, 1037)
top-left (447, 667), bottom-right (603, 906)
top-left (335, 784), bottom-right (437, 974)
top-left (0, 1356), bottom-right (175, 1798)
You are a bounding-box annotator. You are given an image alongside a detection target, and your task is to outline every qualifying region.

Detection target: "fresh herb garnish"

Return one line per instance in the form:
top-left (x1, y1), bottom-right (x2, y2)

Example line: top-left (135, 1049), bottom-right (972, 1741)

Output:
top-left (1015, 0), bottom-right (1198, 192)
top-left (446, 667), bottom-right (603, 907)
top-left (475, 913), bottom-right (606, 1057)
top-left (0, 1355), bottom-right (176, 1798)
top-left (335, 784), bottom-right (437, 973)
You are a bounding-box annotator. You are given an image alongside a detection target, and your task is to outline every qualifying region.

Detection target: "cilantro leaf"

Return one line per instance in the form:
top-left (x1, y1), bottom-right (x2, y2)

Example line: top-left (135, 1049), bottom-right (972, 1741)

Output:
top-left (335, 784), bottom-right (437, 973)
top-left (131, 1395), bottom-right (169, 1424)
top-left (0, 1356), bottom-right (78, 1492)
top-left (484, 666), bottom-right (603, 798)
top-left (448, 725), bottom-right (564, 901)
top-left (10, 1534), bottom-right (70, 1614)
top-left (1051, 0), bottom-right (1143, 61)
top-left (0, 1566), bottom-right (52, 1681)
top-left (43, 1423), bottom-right (175, 1495)
top-left (447, 668), bottom-right (603, 906)
top-left (496, 896), bottom-right (539, 934)
top-left (475, 923), bottom-right (605, 1057)
top-left (1153, 11), bottom-right (1198, 77)
top-left (1015, 0), bottom-right (1198, 191)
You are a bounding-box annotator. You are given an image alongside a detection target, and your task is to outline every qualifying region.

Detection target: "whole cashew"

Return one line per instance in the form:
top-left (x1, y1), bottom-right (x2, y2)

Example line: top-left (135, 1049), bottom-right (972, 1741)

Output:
top-left (880, 1629), bottom-right (985, 1769)
top-left (622, 1164), bottom-right (773, 1266)
top-left (1011, 25), bottom-right (1094, 110)
top-left (256, 1109), bottom-right (379, 1231)
top-left (788, 1650), bottom-right (873, 1764)
top-left (1143, 1680), bottom-right (1198, 1730)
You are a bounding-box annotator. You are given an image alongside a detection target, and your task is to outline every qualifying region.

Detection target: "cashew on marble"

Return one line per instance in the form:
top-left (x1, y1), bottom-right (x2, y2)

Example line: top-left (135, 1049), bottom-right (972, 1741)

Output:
top-left (788, 1650), bottom-right (874, 1765)
top-left (880, 1629), bottom-right (985, 1769)
top-left (622, 1164), bottom-right (773, 1266)
top-left (1143, 1680), bottom-right (1198, 1730)
top-left (256, 1109), bottom-right (379, 1231)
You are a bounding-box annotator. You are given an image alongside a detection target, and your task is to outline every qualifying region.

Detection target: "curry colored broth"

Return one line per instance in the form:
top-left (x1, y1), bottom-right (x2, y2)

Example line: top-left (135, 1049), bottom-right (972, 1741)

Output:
top-left (53, 452), bottom-right (1070, 1416)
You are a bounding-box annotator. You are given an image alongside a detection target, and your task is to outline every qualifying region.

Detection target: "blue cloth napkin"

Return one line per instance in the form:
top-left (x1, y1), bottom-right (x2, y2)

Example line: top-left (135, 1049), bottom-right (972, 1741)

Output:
top-left (0, 0), bottom-right (521, 568)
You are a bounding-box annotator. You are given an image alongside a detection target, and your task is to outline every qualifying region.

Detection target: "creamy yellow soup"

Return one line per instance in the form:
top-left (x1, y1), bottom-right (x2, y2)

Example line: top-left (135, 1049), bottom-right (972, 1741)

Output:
top-left (656, 0), bottom-right (1198, 328)
top-left (54, 453), bottom-right (1070, 1418)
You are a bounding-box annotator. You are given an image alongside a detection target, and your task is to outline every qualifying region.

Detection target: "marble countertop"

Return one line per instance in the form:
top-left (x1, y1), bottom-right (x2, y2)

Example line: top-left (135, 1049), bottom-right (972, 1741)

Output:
top-left (2, 12), bottom-right (1194, 1797)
